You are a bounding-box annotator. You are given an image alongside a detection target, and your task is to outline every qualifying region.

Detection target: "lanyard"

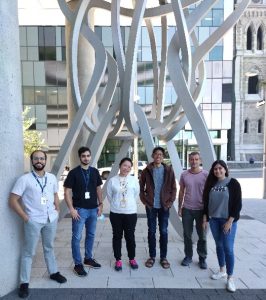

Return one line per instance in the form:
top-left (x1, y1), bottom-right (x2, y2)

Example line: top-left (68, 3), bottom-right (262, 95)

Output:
top-left (80, 166), bottom-right (90, 191)
top-left (32, 171), bottom-right (47, 194)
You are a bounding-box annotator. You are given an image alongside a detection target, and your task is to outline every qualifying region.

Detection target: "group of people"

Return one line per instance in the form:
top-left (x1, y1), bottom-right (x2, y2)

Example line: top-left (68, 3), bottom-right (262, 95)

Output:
top-left (9, 146), bottom-right (242, 298)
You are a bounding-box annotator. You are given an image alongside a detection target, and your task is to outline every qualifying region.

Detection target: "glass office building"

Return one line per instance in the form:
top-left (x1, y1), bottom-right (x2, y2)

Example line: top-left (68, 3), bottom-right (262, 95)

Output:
top-left (19, 1), bottom-right (234, 169)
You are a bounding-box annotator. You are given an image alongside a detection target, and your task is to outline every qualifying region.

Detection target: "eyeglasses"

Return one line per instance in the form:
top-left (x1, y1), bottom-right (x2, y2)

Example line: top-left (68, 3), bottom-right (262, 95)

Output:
top-left (32, 157), bottom-right (46, 161)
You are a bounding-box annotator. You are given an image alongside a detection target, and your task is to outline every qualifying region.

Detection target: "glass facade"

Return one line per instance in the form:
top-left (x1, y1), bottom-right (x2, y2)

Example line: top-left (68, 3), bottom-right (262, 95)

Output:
top-left (20, 0), bottom-right (232, 166)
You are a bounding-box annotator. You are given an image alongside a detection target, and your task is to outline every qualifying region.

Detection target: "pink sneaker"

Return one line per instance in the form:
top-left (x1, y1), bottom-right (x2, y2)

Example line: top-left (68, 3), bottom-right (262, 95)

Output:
top-left (129, 259), bottom-right (139, 270)
top-left (115, 260), bottom-right (122, 271)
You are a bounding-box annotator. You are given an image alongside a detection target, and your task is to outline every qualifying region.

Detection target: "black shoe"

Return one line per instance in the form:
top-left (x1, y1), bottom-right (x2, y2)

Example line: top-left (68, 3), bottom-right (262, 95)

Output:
top-left (18, 283), bottom-right (29, 298)
top-left (50, 272), bottom-right (67, 283)
top-left (84, 258), bottom-right (101, 269)
top-left (181, 256), bottom-right (192, 266)
top-left (199, 258), bottom-right (207, 269)
top-left (73, 264), bottom-right (88, 277)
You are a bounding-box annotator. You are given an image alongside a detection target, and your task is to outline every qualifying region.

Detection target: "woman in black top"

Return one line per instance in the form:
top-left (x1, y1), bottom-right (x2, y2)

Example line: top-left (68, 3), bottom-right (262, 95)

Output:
top-left (202, 160), bottom-right (242, 293)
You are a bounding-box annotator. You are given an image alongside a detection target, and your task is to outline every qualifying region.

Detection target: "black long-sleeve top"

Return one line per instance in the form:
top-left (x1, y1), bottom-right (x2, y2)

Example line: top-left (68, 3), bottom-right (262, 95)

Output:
top-left (203, 178), bottom-right (242, 222)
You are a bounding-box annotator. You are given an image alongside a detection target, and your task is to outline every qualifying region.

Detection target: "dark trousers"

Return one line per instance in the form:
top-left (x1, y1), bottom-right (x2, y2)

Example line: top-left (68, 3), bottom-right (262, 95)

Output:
top-left (109, 212), bottom-right (137, 260)
top-left (145, 207), bottom-right (169, 259)
top-left (182, 208), bottom-right (207, 259)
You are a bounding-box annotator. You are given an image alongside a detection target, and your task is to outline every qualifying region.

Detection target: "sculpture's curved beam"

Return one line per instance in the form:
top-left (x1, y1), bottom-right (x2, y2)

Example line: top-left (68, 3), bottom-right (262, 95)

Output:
top-left (89, 0), bottom-right (200, 19)
top-left (122, 0), bottom-right (147, 135)
top-left (162, 0), bottom-right (219, 129)
top-left (145, 18), bottom-right (159, 119)
top-left (156, 15), bottom-right (168, 122)
top-left (89, 102), bottom-right (120, 167)
top-left (193, 0), bottom-right (250, 67)
top-left (172, 0), bottom-right (191, 86)
top-left (76, 14), bottom-right (108, 131)
top-left (111, 0), bottom-right (126, 83)
top-left (134, 104), bottom-right (155, 162)
top-left (95, 52), bottom-right (118, 126)
top-left (186, 0), bottom-right (220, 34)
top-left (167, 36), bottom-right (216, 169)
top-left (58, 0), bottom-right (108, 133)
top-left (109, 0), bottom-right (127, 138)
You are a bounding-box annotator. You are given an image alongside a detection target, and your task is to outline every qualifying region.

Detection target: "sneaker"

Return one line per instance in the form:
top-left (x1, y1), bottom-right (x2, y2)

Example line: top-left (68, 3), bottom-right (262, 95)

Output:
top-left (198, 258), bottom-right (207, 269)
top-left (18, 283), bottom-right (29, 298)
top-left (181, 257), bottom-right (192, 266)
top-left (211, 270), bottom-right (227, 280)
top-left (227, 278), bottom-right (236, 292)
top-left (50, 272), bottom-right (67, 283)
top-left (84, 258), bottom-right (101, 269)
top-left (115, 260), bottom-right (122, 271)
top-left (73, 264), bottom-right (88, 277)
top-left (129, 259), bottom-right (139, 270)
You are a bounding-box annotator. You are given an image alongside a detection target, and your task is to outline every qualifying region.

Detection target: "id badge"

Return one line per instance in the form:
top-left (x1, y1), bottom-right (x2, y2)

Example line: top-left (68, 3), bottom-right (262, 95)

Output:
top-left (120, 199), bottom-right (126, 208)
top-left (85, 192), bottom-right (90, 199)
top-left (41, 196), bottom-right (47, 205)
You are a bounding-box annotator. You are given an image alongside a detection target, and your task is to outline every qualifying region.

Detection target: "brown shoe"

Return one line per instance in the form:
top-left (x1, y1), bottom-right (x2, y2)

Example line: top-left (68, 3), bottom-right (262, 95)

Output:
top-left (160, 258), bottom-right (170, 269)
top-left (145, 257), bottom-right (155, 268)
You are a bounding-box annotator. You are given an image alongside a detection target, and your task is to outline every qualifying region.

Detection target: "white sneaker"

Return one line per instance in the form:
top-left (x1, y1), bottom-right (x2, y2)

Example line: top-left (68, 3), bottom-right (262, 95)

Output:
top-left (227, 278), bottom-right (236, 292)
top-left (211, 270), bottom-right (227, 280)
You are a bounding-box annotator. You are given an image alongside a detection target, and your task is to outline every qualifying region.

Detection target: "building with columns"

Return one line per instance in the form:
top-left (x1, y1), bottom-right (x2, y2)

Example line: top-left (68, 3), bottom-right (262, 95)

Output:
top-left (233, 0), bottom-right (266, 161)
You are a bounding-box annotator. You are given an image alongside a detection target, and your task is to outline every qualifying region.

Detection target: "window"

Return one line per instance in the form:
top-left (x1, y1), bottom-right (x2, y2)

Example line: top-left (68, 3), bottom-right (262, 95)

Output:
top-left (248, 75), bottom-right (259, 94)
top-left (209, 46), bottom-right (223, 61)
top-left (244, 119), bottom-right (249, 133)
top-left (258, 119), bottom-right (262, 133)
top-left (257, 26), bottom-right (263, 50)
top-left (213, 9), bottom-right (223, 26)
top-left (222, 83), bottom-right (232, 102)
top-left (247, 26), bottom-right (253, 50)
top-left (38, 27), bottom-right (56, 60)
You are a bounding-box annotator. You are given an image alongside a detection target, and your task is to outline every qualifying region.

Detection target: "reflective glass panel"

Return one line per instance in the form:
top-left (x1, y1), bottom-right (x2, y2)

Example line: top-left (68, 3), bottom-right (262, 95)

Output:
top-left (27, 27), bottom-right (38, 46)
top-left (23, 87), bottom-right (35, 105)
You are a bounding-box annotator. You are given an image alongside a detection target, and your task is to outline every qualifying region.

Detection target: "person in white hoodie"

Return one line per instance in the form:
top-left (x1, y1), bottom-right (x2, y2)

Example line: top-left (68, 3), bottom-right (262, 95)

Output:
top-left (107, 157), bottom-right (140, 271)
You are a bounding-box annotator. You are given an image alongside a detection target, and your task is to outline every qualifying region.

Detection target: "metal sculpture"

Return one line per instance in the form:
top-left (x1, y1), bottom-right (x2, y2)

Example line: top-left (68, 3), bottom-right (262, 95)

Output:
top-left (52, 0), bottom-right (250, 231)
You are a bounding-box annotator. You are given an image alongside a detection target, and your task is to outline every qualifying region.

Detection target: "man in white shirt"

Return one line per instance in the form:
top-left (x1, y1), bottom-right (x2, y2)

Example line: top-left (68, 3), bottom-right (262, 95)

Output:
top-left (9, 150), bottom-right (67, 298)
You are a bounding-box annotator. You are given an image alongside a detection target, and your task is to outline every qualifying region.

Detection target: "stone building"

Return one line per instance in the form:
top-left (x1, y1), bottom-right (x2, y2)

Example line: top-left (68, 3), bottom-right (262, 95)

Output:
top-left (234, 0), bottom-right (266, 161)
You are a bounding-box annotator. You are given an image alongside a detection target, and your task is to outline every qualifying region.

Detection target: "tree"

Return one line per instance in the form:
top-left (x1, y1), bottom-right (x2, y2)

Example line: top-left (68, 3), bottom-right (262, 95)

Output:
top-left (23, 106), bottom-right (47, 156)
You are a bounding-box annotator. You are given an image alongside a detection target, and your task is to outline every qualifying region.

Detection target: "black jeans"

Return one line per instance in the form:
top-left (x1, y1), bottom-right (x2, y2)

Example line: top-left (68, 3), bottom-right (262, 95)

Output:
top-left (182, 208), bottom-right (207, 259)
top-left (109, 212), bottom-right (137, 260)
top-left (145, 207), bottom-right (169, 259)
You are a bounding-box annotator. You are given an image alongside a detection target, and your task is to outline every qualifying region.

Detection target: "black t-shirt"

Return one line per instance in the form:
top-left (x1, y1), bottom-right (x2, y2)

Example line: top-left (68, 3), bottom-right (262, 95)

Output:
top-left (64, 166), bottom-right (102, 209)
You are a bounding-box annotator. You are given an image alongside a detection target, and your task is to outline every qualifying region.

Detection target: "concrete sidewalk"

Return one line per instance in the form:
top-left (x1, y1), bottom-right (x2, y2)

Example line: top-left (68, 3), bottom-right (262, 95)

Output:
top-left (16, 198), bottom-right (266, 290)
top-left (3, 178), bottom-right (266, 299)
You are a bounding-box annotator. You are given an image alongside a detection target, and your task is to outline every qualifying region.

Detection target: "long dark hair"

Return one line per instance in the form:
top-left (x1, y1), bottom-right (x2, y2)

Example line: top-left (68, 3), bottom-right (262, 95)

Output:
top-left (202, 160), bottom-right (229, 199)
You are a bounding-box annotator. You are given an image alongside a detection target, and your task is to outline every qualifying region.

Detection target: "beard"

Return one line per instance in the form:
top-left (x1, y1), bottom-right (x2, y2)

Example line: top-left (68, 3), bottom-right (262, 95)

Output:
top-left (80, 160), bottom-right (90, 165)
top-left (33, 163), bottom-right (45, 171)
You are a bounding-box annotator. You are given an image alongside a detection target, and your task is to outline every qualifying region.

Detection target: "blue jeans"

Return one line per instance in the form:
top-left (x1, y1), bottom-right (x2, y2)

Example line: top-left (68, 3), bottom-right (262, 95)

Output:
top-left (72, 207), bottom-right (98, 265)
top-left (182, 208), bottom-right (207, 259)
top-left (209, 218), bottom-right (237, 276)
top-left (146, 207), bottom-right (169, 259)
top-left (20, 217), bottom-right (58, 283)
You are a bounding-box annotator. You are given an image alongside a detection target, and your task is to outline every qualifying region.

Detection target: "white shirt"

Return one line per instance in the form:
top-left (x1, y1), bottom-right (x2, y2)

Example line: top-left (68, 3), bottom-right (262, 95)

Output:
top-left (11, 171), bottom-right (59, 223)
top-left (107, 175), bottom-right (139, 214)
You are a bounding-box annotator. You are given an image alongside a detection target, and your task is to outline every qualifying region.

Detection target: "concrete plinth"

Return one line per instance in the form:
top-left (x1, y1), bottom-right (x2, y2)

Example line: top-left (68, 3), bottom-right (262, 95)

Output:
top-left (0, 1), bottom-right (24, 297)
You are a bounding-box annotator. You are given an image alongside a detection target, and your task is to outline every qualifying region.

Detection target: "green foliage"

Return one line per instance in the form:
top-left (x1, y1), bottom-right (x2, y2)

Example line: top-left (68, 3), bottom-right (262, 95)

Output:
top-left (23, 106), bottom-right (47, 156)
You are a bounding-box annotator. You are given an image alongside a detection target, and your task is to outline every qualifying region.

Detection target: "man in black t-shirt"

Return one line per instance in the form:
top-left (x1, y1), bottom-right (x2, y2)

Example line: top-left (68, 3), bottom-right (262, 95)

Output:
top-left (64, 146), bottom-right (103, 277)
